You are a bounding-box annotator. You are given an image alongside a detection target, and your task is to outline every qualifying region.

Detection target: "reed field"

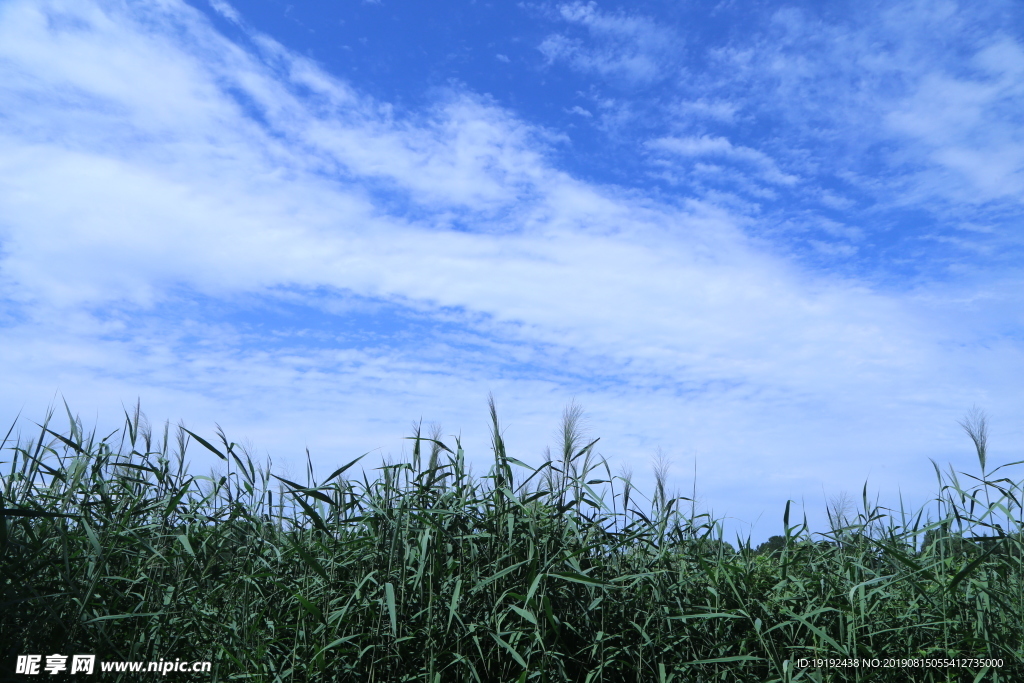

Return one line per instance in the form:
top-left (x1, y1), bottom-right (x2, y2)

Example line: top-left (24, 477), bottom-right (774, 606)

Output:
top-left (2, 398), bottom-right (1022, 682)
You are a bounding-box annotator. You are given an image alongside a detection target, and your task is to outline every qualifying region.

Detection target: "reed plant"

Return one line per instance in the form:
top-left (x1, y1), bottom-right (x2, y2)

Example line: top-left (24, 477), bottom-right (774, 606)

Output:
top-left (2, 398), bottom-right (1022, 681)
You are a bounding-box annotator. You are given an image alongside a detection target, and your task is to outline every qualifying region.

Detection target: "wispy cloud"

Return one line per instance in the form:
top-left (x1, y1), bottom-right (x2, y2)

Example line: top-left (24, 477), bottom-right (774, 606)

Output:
top-left (700, 4), bottom-right (1024, 215)
top-left (538, 1), bottom-right (679, 84)
top-left (209, 0), bottom-right (241, 24)
top-left (883, 34), bottom-right (1024, 206)
top-left (671, 98), bottom-right (739, 123)
top-left (647, 135), bottom-right (799, 187)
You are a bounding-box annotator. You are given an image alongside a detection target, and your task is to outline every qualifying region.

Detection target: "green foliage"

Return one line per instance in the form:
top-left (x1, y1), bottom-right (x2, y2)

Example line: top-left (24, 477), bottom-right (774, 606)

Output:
top-left (2, 400), bottom-right (1023, 682)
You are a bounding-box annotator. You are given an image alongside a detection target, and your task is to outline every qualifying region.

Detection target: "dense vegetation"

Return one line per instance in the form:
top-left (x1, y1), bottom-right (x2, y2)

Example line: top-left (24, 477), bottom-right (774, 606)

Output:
top-left (2, 399), bottom-right (1022, 681)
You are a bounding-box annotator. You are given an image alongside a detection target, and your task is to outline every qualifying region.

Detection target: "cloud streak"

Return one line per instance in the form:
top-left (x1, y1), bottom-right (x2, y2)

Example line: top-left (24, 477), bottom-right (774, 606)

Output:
top-left (647, 135), bottom-right (799, 186)
top-left (539, 1), bottom-right (679, 84)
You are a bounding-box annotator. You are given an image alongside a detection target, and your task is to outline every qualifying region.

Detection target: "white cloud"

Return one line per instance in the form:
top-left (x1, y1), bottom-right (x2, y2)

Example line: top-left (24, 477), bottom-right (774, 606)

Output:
top-left (817, 191), bottom-right (855, 211)
top-left (808, 239), bottom-right (857, 257)
top-left (884, 45), bottom-right (1024, 205)
top-left (556, 1), bottom-right (673, 48)
top-left (647, 135), bottom-right (799, 186)
top-left (672, 98), bottom-right (739, 123)
top-left (704, 3), bottom-right (1024, 219)
top-left (208, 0), bottom-right (240, 24)
top-left (538, 1), bottom-right (679, 84)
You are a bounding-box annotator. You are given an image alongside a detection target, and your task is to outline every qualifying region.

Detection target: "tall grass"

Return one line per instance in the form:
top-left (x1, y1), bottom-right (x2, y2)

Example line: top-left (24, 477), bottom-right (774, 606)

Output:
top-left (2, 398), bottom-right (1022, 681)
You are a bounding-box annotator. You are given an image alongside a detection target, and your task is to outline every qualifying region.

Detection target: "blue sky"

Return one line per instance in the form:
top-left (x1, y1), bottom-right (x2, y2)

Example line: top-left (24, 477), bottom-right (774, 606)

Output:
top-left (1, 0), bottom-right (1022, 543)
